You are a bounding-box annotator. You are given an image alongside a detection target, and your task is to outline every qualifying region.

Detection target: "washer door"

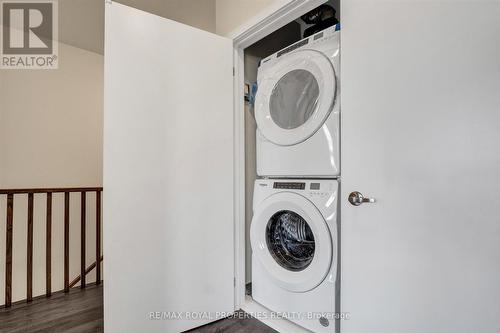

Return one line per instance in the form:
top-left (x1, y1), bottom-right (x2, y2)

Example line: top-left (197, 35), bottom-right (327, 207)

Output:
top-left (255, 50), bottom-right (337, 146)
top-left (251, 192), bottom-right (333, 292)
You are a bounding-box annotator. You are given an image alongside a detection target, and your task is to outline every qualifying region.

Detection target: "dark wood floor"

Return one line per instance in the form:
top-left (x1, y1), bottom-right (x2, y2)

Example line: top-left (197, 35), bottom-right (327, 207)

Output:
top-left (0, 285), bottom-right (275, 333)
top-left (187, 310), bottom-right (277, 333)
top-left (0, 284), bottom-right (103, 333)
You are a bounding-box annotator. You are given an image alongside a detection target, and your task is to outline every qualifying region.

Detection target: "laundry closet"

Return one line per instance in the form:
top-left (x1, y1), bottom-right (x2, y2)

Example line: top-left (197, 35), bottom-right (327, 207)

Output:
top-left (242, 2), bottom-right (341, 332)
top-left (104, 1), bottom-right (500, 333)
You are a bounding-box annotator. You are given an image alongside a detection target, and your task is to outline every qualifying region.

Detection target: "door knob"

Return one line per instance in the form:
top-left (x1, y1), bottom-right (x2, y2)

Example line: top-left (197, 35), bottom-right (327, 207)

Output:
top-left (348, 191), bottom-right (375, 206)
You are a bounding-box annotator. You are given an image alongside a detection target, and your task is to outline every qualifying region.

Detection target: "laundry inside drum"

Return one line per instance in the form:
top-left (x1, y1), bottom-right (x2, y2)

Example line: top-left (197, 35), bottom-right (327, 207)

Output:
top-left (266, 210), bottom-right (315, 271)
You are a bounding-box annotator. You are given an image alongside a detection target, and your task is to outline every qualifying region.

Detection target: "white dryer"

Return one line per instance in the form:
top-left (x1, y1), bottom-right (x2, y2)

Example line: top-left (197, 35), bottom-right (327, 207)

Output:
top-left (255, 25), bottom-right (340, 177)
top-left (251, 179), bottom-right (339, 333)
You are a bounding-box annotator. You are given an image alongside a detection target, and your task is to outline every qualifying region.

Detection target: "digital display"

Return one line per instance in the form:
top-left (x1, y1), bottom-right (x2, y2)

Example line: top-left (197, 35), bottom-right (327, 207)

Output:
top-left (273, 182), bottom-right (306, 190)
top-left (310, 183), bottom-right (321, 190)
top-left (314, 32), bottom-right (324, 40)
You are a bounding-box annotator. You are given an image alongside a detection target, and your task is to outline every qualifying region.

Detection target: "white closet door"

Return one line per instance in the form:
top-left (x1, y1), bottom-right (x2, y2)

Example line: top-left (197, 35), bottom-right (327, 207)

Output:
top-left (341, 1), bottom-right (500, 333)
top-left (104, 3), bottom-right (234, 333)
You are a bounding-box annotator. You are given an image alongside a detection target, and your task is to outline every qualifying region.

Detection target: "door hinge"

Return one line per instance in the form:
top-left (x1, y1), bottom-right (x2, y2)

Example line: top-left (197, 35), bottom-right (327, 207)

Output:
top-left (232, 67), bottom-right (235, 76)
top-left (234, 277), bottom-right (236, 287)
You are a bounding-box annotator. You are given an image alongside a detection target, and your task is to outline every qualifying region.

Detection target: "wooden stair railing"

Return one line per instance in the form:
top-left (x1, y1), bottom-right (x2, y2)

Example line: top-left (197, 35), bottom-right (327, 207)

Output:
top-left (1, 187), bottom-right (103, 308)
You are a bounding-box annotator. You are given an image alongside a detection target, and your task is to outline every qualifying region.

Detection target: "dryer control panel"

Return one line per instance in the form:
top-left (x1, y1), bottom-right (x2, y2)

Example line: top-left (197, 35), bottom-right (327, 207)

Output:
top-left (259, 23), bottom-right (340, 69)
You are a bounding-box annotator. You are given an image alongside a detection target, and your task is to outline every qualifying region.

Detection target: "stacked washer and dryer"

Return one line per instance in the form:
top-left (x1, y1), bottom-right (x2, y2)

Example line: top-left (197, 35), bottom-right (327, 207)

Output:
top-left (250, 24), bottom-right (341, 333)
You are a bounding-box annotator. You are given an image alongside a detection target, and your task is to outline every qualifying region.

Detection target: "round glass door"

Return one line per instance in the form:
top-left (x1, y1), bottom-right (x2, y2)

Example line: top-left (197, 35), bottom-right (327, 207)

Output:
top-left (250, 192), bottom-right (334, 292)
top-left (266, 210), bottom-right (315, 271)
top-left (255, 50), bottom-right (337, 146)
top-left (269, 70), bottom-right (320, 130)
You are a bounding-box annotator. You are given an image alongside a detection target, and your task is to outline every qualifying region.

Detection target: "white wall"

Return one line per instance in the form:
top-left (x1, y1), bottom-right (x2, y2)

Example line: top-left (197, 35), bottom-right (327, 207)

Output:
top-left (216, 0), bottom-right (293, 36)
top-left (0, 42), bottom-right (103, 305)
top-left (0, 45), bottom-right (103, 188)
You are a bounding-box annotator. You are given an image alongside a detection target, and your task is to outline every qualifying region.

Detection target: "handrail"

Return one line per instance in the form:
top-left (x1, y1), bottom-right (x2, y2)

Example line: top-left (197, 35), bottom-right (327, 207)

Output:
top-left (1, 187), bottom-right (103, 308)
top-left (0, 187), bottom-right (102, 194)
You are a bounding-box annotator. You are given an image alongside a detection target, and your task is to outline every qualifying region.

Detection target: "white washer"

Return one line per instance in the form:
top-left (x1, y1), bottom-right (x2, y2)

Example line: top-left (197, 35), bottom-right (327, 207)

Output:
top-left (255, 25), bottom-right (340, 177)
top-left (251, 179), bottom-right (339, 333)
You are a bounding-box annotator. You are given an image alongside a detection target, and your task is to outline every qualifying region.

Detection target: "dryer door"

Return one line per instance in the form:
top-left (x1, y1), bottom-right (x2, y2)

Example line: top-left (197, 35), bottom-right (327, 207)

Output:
top-left (250, 192), bottom-right (334, 292)
top-left (255, 50), bottom-right (337, 146)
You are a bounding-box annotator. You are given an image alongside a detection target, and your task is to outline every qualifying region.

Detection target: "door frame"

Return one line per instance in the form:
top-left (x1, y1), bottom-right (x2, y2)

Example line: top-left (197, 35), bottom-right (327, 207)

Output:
top-left (230, 0), bottom-right (327, 312)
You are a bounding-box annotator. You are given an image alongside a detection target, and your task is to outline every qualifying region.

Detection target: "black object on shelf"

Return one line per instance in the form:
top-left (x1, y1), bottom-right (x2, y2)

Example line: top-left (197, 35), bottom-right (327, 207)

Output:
top-left (301, 4), bottom-right (339, 38)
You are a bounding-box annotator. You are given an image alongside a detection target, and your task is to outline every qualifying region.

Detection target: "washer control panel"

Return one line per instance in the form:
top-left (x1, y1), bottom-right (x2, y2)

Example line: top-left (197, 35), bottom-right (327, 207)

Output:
top-left (255, 179), bottom-right (338, 211)
top-left (308, 191), bottom-right (330, 198)
top-left (273, 182), bottom-right (305, 190)
top-left (310, 182), bottom-right (320, 190)
top-left (309, 182), bottom-right (332, 198)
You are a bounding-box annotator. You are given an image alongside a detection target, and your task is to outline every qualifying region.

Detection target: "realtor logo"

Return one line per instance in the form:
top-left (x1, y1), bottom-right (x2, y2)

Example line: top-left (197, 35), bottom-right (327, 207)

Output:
top-left (1, 0), bottom-right (58, 69)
